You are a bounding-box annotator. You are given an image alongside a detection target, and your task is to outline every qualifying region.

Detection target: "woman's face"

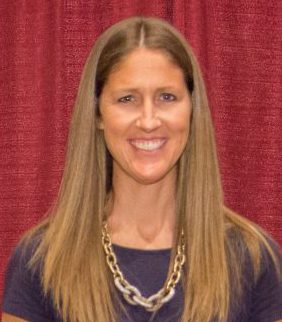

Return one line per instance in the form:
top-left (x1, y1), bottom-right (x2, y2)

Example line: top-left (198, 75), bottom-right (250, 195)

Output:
top-left (99, 48), bottom-right (192, 186)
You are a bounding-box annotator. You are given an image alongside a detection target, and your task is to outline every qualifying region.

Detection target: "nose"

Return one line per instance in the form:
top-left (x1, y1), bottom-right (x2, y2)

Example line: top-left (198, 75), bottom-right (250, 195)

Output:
top-left (135, 99), bottom-right (161, 132)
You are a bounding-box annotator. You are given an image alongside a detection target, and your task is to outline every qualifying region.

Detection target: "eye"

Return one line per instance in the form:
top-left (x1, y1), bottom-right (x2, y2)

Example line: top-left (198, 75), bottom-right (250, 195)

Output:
top-left (118, 95), bottom-right (134, 103)
top-left (160, 93), bottom-right (176, 102)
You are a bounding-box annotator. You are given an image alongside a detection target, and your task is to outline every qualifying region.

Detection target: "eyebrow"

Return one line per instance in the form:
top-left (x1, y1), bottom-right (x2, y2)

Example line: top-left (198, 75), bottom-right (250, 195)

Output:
top-left (112, 86), bottom-right (180, 93)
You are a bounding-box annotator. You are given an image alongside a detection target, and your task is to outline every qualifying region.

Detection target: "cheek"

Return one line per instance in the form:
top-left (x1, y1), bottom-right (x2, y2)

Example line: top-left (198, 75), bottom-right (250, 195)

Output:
top-left (104, 128), bottom-right (127, 147)
top-left (172, 113), bottom-right (192, 155)
top-left (103, 128), bottom-right (119, 151)
top-left (101, 117), bottom-right (128, 155)
top-left (102, 132), bottom-right (120, 164)
top-left (172, 109), bottom-right (192, 136)
top-left (101, 112), bottom-right (124, 135)
top-left (100, 107), bottom-right (134, 132)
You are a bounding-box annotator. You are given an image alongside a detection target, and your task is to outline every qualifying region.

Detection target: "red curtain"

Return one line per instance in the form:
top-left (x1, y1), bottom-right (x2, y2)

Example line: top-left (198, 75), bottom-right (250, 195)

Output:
top-left (1, 0), bottom-right (281, 303)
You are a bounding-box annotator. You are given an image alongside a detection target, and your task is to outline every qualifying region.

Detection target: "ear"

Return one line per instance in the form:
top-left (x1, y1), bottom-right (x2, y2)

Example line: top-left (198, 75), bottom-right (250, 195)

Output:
top-left (95, 98), bottom-right (104, 130)
top-left (96, 116), bottom-right (104, 130)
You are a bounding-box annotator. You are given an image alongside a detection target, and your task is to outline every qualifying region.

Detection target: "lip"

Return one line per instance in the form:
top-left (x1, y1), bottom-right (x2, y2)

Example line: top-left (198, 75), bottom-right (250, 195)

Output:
top-left (128, 137), bottom-right (167, 151)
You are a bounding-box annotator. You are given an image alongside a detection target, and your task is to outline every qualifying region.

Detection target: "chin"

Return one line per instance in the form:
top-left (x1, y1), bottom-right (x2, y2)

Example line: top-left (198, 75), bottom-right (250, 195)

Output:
top-left (131, 169), bottom-right (175, 186)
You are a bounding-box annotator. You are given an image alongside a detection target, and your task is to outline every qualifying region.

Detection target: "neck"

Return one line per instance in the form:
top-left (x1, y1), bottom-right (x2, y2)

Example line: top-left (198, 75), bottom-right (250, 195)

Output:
top-left (107, 171), bottom-right (177, 249)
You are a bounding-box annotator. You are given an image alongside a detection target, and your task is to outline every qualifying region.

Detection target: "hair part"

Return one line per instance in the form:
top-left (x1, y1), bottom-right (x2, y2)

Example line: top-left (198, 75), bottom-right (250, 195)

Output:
top-left (22, 16), bottom-right (281, 322)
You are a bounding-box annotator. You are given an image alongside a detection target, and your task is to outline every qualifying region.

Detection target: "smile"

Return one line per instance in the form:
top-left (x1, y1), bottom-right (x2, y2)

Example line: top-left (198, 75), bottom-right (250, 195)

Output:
top-left (129, 139), bottom-right (166, 151)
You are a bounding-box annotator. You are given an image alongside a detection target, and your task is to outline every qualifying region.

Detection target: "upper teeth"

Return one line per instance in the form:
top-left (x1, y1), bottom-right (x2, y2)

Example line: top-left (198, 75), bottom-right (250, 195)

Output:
top-left (131, 139), bottom-right (165, 151)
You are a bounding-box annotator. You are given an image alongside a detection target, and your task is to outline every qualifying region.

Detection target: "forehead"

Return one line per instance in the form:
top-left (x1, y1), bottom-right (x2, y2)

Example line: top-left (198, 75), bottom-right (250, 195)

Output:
top-left (112, 47), bottom-right (181, 72)
top-left (104, 48), bottom-right (186, 90)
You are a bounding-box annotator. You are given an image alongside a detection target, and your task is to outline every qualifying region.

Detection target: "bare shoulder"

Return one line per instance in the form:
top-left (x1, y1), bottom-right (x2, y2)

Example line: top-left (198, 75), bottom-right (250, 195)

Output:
top-left (2, 312), bottom-right (28, 322)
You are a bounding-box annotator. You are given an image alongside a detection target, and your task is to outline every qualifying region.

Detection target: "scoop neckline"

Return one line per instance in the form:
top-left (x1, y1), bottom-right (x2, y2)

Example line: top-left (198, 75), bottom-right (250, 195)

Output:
top-left (112, 243), bottom-right (172, 254)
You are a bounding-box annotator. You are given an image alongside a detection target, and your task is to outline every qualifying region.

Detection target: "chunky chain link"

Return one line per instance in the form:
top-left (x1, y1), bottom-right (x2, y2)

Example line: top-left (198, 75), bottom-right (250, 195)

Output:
top-left (102, 223), bottom-right (185, 312)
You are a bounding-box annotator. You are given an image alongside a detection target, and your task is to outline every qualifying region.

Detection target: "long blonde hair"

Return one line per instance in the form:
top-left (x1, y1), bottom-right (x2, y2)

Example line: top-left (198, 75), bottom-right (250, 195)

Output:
top-left (23, 16), bottom-right (280, 322)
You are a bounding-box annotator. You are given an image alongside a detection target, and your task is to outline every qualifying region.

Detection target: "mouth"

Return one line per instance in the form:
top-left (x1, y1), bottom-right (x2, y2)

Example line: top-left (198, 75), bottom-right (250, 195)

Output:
top-left (129, 138), bottom-right (166, 151)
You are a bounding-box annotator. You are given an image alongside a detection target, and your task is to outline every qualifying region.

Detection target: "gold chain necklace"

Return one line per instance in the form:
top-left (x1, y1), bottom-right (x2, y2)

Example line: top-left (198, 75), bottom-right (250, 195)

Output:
top-left (102, 223), bottom-right (185, 312)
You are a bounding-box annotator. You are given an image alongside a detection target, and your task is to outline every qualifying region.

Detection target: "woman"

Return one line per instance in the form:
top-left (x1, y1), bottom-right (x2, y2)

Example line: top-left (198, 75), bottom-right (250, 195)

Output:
top-left (2, 16), bottom-right (282, 322)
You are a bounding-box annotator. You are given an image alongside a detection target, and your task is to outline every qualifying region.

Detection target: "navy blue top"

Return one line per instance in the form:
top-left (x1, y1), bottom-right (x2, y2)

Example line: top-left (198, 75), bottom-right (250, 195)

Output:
top-left (2, 238), bottom-right (282, 322)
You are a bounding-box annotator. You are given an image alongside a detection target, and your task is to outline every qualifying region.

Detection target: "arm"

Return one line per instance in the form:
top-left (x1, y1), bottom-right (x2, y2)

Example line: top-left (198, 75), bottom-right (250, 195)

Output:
top-left (250, 239), bottom-right (282, 322)
top-left (2, 241), bottom-right (56, 322)
top-left (2, 312), bottom-right (28, 322)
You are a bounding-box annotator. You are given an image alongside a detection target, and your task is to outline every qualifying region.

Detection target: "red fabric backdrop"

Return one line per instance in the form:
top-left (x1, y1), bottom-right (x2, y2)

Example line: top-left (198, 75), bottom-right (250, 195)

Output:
top-left (1, 0), bottom-right (281, 305)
